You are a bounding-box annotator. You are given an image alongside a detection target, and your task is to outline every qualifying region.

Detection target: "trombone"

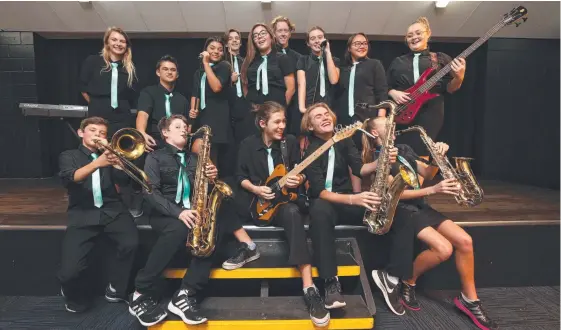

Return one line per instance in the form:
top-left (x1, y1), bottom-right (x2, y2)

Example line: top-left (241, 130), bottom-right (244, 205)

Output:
top-left (92, 128), bottom-right (152, 193)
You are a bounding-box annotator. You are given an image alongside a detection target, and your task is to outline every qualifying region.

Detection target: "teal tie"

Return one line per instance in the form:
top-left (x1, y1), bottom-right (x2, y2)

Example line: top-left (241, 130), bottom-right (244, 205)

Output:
top-left (165, 93), bottom-right (172, 118)
top-left (110, 63), bottom-right (119, 109)
top-left (256, 56), bottom-right (269, 95)
top-left (348, 62), bottom-right (358, 117)
top-left (282, 48), bottom-right (286, 54)
top-left (90, 154), bottom-right (103, 208)
top-left (266, 148), bottom-right (274, 175)
top-left (319, 56), bottom-right (326, 97)
top-left (175, 153), bottom-right (191, 208)
top-left (325, 146), bottom-right (335, 191)
top-left (200, 63), bottom-right (215, 110)
top-left (413, 53), bottom-right (421, 83)
top-left (233, 56), bottom-right (242, 97)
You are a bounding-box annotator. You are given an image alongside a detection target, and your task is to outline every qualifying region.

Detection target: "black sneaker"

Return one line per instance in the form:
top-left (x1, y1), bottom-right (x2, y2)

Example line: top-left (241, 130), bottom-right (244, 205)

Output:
top-left (401, 281), bottom-right (421, 311)
top-left (128, 293), bottom-right (168, 327)
top-left (324, 277), bottom-right (346, 309)
top-left (221, 242), bottom-right (260, 270)
top-left (454, 295), bottom-right (498, 330)
top-left (61, 287), bottom-right (89, 313)
top-left (304, 287), bottom-right (330, 327)
top-left (372, 270), bottom-right (405, 316)
top-left (104, 283), bottom-right (128, 304)
top-left (167, 288), bottom-right (208, 325)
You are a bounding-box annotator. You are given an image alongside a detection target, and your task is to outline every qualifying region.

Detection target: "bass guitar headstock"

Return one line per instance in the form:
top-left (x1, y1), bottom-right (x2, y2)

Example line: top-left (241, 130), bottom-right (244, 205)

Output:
top-left (333, 121), bottom-right (363, 143)
top-left (504, 6), bottom-right (528, 27)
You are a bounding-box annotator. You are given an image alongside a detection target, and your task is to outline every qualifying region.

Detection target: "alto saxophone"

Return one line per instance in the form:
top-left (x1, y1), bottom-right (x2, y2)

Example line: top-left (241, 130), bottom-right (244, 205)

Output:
top-left (186, 126), bottom-right (234, 258)
top-left (363, 101), bottom-right (418, 235)
top-left (395, 126), bottom-right (484, 207)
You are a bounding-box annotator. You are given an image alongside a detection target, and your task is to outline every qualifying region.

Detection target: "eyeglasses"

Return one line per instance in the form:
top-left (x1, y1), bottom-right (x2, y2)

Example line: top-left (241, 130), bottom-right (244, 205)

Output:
top-left (252, 31), bottom-right (269, 40)
top-left (352, 41), bottom-right (368, 48)
top-left (406, 30), bottom-right (426, 39)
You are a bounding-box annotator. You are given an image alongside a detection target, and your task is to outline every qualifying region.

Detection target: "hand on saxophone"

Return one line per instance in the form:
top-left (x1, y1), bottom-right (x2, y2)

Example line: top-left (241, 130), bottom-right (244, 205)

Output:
top-left (431, 178), bottom-right (461, 196)
top-left (204, 164), bottom-right (218, 180)
top-left (388, 147), bottom-right (398, 164)
top-left (179, 210), bottom-right (200, 229)
top-left (434, 142), bottom-right (449, 156)
top-left (351, 192), bottom-right (382, 211)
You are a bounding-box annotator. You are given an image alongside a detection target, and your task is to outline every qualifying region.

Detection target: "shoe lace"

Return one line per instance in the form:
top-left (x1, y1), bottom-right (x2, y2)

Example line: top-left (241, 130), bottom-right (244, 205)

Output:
top-left (306, 289), bottom-right (324, 312)
top-left (138, 296), bottom-right (158, 312)
top-left (178, 290), bottom-right (200, 312)
top-left (230, 246), bottom-right (249, 263)
top-left (403, 283), bottom-right (416, 301)
top-left (471, 301), bottom-right (491, 322)
top-left (327, 280), bottom-right (342, 295)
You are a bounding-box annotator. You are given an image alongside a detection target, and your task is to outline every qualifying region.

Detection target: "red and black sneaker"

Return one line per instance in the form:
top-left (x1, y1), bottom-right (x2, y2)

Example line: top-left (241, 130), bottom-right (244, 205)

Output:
top-left (454, 295), bottom-right (498, 330)
top-left (401, 281), bottom-right (421, 311)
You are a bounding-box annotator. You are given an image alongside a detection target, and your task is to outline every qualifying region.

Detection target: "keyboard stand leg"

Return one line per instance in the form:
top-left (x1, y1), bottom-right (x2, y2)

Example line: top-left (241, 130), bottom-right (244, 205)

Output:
top-left (61, 119), bottom-right (79, 140)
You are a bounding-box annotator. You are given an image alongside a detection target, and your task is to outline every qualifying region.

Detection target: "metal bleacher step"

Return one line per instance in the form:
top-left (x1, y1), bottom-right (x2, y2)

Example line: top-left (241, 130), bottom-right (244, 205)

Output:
top-left (164, 239), bottom-right (360, 280)
top-left (150, 295), bottom-right (374, 330)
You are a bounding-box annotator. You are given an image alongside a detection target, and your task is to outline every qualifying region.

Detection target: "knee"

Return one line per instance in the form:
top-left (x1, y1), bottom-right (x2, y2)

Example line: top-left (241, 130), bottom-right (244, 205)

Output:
top-left (309, 200), bottom-right (333, 222)
top-left (165, 221), bottom-right (189, 243)
top-left (434, 240), bottom-right (453, 262)
top-left (455, 233), bottom-right (473, 253)
top-left (281, 204), bottom-right (303, 223)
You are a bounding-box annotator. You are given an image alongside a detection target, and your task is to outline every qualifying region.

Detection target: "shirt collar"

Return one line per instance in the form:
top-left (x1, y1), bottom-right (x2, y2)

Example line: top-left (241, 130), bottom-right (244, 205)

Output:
top-left (310, 52), bottom-right (323, 61)
top-left (411, 48), bottom-right (431, 56)
top-left (79, 144), bottom-right (97, 158)
top-left (253, 134), bottom-right (281, 151)
top-left (164, 142), bottom-right (186, 155)
top-left (158, 83), bottom-right (175, 95)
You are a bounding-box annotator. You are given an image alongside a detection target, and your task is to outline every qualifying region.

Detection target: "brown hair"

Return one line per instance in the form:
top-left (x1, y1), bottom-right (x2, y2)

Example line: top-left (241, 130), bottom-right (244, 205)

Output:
top-left (158, 114), bottom-right (188, 138)
top-left (344, 32), bottom-right (369, 65)
top-left (100, 27), bottom-right (137, 87)
top-left (306, 26), bottom-right (325, 44)
top-left (240, 23), bottom-right (276, 93)
top-left (360, 117), bottom-right (385, 163)
top-left (80, 116), bottom-right (108, 130)
top-left (224, 28), bottom-right (242, 44)
top-left (252, 101), bottom-right (285, 130)
top-left (300, 102), bottom-right (337, 134)
top-left (406, 17), bottom-right (432, 43)
top-left (271, 16), bottom-right (296, 32)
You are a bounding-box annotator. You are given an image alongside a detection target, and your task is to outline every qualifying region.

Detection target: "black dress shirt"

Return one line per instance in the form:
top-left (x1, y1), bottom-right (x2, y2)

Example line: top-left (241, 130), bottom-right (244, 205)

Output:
top-left (304, 135), bottom-right (363, 199)
top-left (226, 54), bottom-right (249, 119)
top-left (337, 58), bottom-right (388, 124)
top-left (58, 145), bottom-right (129, 226)
top-left (137, 83), bottom-right (188, 137)
top-left (143, 143), bottom-right (198, 219)
top-left (236, 134), bottom-right (301, 187)
top-left (246, 49), bottom-right (295, 107)
top-left (192, 61), bottom-right (232, 144)
top-left (297, 53), bottom-right (341, 107)
top-left (79, 55), bottom-right (136, 124)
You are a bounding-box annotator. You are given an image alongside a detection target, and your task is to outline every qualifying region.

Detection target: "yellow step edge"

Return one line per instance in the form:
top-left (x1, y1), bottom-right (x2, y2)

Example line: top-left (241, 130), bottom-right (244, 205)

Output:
top-left (164, 265), bottom-right (360, 279)
top-left (149, 317), bottom-right (374, 330)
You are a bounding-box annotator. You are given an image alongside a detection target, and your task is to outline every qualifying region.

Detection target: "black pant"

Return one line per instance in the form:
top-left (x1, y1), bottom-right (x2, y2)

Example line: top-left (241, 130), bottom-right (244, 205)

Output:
top-left (308, 199), bottom-right (364, 279)
top-left (384, 206), bottom-right (416, 280)
top-left (58, 212), bottom-right (138, 301)
top-left (271, 203), bottom-right (311, 266)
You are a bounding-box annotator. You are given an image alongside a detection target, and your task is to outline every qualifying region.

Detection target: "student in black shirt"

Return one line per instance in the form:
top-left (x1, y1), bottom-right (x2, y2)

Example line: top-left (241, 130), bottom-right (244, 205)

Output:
top-left (189, 37), bottom-right (233, 177)
top-left (240, 23), bottom-right (296, 137)
top-left (224, 28), bottom-right (252, 145)
top-left (270, 16), bottom-right (302, 136)
top-left (137, 55), bottom-right (188, 151)
top-left (129, 115), bottom-right (218, 327)
top-left (80, 27), bottom-right (137, 137)
top-left (223, 102), bottom-right (330, 327)
top-left (58, 116), bottom-right (138, 313)
top-left (388, 17), bottom-right (465, 158)
top-left (297, 26), bottom-right (340, 116)
top-left (302, 103), bottom-right (382, 310)
top-left (337, 32), bottom-right (388, 126)
top-left (362, 117), bottom-right (496, 330)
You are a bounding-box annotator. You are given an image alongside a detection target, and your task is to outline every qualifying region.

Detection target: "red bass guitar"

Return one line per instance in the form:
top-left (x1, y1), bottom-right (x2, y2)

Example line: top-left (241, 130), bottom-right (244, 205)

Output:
top-left (360, 6), bottom-right (528, 125)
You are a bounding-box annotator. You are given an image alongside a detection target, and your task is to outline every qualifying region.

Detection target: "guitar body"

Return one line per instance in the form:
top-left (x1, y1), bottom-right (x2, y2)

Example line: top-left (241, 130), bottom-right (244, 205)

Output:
top-left (395, 67), bottom-right (440, 125)
top-left (250, 164), bottom-right (298, 226)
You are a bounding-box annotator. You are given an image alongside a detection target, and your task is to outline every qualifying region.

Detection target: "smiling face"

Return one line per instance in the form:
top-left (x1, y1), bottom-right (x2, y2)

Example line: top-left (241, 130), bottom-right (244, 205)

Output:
top-left (308, 106), bottom-right (335, 135)
top-left (156, 61), bottom-right (178, 84)
top-left (78, 124), bottom-right (107, 150)
top-left (227, 31), bottom-right (241, 52)
top-left (349, 34), bottom-right (369, 61)
top-left (260, 111), bottom-right (286, 141)
top-left (406, 22), bottom-right (430, 52)
top-left (206, 41), bottom-right (224, 63)
top-left (162, 118), bottom-right (188, 148)
top-left (106, 31), bottom-right (127, 57)
top-left (307, 28), bottom-right (325, 54)
top-left (252, 25), bottom-right (273, 53)
top-left (274, 21), bottom-right (291, 47)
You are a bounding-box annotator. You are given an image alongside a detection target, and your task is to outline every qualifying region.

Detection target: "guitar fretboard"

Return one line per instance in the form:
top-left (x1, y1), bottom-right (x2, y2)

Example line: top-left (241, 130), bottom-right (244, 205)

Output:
top-left (278, 139), bottom-right (335, 187)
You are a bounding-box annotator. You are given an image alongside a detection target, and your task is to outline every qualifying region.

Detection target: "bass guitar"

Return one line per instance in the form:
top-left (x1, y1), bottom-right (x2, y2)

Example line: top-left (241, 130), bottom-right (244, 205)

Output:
top-left (358, 6), bottom-right (528, 125)
top-left (250, 122), bottom-right (364, 226)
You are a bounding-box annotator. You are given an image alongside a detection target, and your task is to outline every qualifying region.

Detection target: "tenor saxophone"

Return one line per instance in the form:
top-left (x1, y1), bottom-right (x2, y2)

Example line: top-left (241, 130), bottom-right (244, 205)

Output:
top-left (395, 126), bottom-right (484, 207)
top-left (363, 101), bottom-right (418, 235)
top-left (186, 126), bottom-right (233, 257)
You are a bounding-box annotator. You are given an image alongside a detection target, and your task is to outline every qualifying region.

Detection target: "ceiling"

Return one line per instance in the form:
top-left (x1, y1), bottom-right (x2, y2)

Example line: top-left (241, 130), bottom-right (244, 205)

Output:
top-left (0, 1), bottom-right (558, 40)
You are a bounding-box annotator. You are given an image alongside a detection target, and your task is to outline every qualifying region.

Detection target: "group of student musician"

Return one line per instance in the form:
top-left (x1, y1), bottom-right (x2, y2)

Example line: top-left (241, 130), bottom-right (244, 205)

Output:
top-left (57, 15), bottom-right (497, 330)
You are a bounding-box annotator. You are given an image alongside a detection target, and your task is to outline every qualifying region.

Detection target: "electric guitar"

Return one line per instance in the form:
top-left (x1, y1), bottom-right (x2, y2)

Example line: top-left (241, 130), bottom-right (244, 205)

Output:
top-left (358, 6), bottom-right (528, 125)
top-left (250, 122), bottom-right (364, 226)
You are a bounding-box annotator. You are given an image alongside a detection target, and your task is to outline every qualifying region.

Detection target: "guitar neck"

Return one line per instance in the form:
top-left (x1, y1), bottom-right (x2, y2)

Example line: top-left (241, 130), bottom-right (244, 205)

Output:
top-left (278, 138), bottom-right (335, 187)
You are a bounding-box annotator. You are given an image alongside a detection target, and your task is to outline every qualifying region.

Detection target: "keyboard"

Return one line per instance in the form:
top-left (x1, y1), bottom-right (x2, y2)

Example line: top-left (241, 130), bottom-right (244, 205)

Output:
top-left (20, 103), bottom-right (137, 118)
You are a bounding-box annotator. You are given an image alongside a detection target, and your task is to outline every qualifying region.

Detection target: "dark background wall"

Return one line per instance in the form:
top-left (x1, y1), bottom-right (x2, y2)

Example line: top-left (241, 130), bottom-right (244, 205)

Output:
top-left (1, 33), bottom-right (559, 189)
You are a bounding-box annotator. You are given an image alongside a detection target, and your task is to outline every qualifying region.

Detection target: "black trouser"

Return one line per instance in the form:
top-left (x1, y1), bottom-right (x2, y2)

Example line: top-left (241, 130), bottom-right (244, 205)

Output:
top-left (308, 199), bottom-right (364, 279)
top-left (58, 212), bottom-right (138, 301)
top-left (384, 206), bottom-right (416, 280)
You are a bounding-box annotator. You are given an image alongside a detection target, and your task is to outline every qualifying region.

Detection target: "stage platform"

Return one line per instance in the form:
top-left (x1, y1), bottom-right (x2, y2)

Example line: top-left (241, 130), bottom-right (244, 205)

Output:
top-left (0, 178), bottom-right (558, 229)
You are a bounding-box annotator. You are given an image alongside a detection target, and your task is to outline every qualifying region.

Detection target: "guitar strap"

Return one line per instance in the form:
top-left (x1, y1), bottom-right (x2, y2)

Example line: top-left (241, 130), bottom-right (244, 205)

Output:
top-left (430, 52), bottom-right (438, 69)
top-left (280, 139), bottom-right (290, 170)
